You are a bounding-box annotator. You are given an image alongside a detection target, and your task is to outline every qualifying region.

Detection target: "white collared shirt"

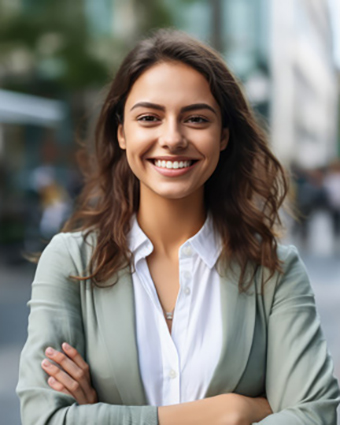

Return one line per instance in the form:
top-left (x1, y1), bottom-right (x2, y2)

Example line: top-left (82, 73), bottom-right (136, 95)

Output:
top-left (128, 214), bottom-right (223, 407)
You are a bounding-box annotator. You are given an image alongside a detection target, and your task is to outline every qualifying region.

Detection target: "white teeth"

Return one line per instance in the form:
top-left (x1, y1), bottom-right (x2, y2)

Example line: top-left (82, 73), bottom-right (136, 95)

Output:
top-left (154, 159), bottom-right (193, 169)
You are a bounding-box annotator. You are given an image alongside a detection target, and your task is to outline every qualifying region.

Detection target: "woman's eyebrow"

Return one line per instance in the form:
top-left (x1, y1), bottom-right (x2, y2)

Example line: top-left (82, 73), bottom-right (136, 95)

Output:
top-left (130, 102), bottom-right (217, 115)
top-left (182, 103), bottom-right (217, 115)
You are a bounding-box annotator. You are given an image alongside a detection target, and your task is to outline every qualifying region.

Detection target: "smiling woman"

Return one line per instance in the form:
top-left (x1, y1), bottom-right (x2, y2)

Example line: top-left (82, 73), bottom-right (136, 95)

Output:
top-left (17, 29), bottom-right (339, 425)
top-left (117, 61), bottom-right (229, 202)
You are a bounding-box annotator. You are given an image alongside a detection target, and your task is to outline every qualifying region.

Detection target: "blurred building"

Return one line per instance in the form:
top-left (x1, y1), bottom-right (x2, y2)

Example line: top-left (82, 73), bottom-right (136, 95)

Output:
top-left (270, 0), bottom-right (338, 168)
top-left (169, 0), bottom-right (338, 169)
top-left (169, 0), bottom-right (271, 117)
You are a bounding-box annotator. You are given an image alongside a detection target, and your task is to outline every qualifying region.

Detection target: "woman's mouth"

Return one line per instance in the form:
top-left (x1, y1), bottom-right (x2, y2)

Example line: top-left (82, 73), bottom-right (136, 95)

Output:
top-left (147, 158), bottom-right (199, 177)
top-left (152, 159), bottom-right (195, 169)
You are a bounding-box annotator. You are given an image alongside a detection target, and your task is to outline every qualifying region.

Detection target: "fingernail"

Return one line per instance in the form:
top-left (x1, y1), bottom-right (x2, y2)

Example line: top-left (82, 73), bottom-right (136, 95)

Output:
top-left (46, 347), bottom-right (54, 355)
top-left (42, 359), bottom-right (50, 367)
top-left (48, 377), bottom-right (56, 384)
top-left (63, 342), bottom-right (71, 350)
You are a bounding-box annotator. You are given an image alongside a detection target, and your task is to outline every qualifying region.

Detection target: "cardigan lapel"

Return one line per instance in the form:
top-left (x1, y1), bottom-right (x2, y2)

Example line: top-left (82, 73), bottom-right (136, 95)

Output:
top-left (94, 260), bottom-right (256, 403)
top-left (205, 261), bottom-right (257, 397)
top-left (94, 267), bottom-right (148, 406)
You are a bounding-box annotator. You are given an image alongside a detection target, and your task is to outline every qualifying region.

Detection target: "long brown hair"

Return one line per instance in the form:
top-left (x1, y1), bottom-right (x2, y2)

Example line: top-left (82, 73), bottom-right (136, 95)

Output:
top-left (61, 28), bottom-right (288, 291)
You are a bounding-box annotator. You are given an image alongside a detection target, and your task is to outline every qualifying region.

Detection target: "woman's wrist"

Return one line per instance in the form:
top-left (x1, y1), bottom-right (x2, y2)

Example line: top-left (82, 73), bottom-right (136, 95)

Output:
top-left (158, 393), bottom-right (272, 425)
top-left (222, 394), bottom-right (273, 425)
top-left (242, 395), bottom-right (273, 423)
top-left (158, 394), bottom-right (227, 425)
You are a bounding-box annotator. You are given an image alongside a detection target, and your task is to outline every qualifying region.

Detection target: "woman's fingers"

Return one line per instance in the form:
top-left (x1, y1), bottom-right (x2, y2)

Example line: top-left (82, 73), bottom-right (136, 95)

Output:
top-left (41, 358), bottom-right (87, 404)
top-left (46, 347), bottom-right (90, 391)
top-left (47, 376), bottom-right (73, 397)
top-left (61, 343), bottom-right (90, 375)
top-left (42, 344), bottom-right (97, 404)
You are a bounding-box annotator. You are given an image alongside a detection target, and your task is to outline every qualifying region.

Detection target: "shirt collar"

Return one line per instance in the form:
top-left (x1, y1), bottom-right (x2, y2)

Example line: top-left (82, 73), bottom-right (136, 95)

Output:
top-left (127, 215), bottom-right (153, 266)
top-left (128, 213), bottom-right (222, 269)
top-left (183, 213), bottom-right (222, 269)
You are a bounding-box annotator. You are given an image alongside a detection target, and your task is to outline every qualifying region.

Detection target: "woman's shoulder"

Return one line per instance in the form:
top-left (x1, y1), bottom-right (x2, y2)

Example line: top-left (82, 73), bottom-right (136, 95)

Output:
top-left (40, 230), bottom-right (98, 275)
top-left (276, 243), bottom-right (307, 275)
top-left (256, 243), bottom-right (314, 319)
top-left (267, 243), bottom-right (312, 298)
top-left (256, 243), bottom-right (303, 282)
top-left (276, 242), bottom-right (300, 264)
top-left (47, 229), bottom-right (97, 251)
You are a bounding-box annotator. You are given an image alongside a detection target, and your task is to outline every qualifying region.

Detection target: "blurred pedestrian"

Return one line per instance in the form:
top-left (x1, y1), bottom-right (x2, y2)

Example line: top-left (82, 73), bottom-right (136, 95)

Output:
top-left (324, 160), bottom-right (340, 242)
top-left (29, 164), bottom-right (72, 240)
top-left (292, 165), bottom-right (328, 247)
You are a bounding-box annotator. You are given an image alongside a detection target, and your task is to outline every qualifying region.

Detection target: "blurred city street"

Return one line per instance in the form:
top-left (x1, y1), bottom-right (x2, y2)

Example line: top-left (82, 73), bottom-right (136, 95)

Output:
top-left (1, 212), bottom-right (339, 424)
top-left (1, 0), bottom-right (340, 423)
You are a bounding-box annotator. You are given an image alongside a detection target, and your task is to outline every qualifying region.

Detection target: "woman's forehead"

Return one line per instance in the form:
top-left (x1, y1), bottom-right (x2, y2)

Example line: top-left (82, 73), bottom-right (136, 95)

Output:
top-left (125, 61), bottom-right (218, 110)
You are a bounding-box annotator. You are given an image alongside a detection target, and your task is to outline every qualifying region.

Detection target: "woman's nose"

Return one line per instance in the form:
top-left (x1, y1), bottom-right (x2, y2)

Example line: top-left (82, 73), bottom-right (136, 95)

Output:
top-left (159, 119), bottom-right (187, 150)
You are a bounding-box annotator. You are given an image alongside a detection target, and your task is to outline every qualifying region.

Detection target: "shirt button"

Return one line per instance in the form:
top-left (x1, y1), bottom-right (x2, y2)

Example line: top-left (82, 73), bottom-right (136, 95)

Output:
top-left (183, 271), bottom-right (191, 280)
top-left (184, 287), bottom-right (191, 295)
top-left (169, 370), bottom-right (177, 379)
top-left (182, 245), bottom-right (192, 256)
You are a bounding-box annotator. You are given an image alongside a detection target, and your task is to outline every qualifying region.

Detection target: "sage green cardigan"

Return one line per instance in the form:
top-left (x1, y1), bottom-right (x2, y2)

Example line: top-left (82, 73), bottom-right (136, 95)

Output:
top-left (16, 232), bottom-right (340, 424)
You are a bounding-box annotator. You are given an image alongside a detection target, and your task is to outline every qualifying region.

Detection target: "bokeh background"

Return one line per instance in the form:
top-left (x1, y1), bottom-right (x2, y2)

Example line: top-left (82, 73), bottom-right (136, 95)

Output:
top-left (0, 0), bottom-right (339, 423)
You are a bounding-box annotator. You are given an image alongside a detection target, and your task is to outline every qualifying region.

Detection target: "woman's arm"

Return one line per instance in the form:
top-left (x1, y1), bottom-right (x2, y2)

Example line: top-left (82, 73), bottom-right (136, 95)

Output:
top-left (158, 394), bottom-right (272, 425)
top-left (252, 246), bottom-right (340, 424)
top-left (43, 343), bottom-right (272, 425)
top-left (16, 234), bottom-right (157, 425)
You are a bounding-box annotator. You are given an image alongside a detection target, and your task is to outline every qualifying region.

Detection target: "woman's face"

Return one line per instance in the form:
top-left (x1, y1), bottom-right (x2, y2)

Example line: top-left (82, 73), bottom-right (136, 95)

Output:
top-left (117, 61), bottom-right (229, 201)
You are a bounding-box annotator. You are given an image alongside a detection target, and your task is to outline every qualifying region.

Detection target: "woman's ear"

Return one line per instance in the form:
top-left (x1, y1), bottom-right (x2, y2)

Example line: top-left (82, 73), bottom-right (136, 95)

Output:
top-left (117, 124), bottom-right (126, 149)
top-left (220, 128), bottom-right (230, 151)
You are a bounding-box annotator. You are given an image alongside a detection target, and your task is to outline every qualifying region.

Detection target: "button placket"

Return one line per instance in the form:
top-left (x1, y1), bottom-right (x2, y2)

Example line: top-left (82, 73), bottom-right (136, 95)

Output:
top-left (170, 255), bottom-right (192, 366)
top-left (184, 286), bottom-right (191, 295)
top-left (162, 347), bottom-right (181, 404)
top-left (181, 251), bottom-right (192, 296)
top-left (169, 369), bottom-right (177, 379)
top-left (183, 270), bottom-right (192, 280)
top-left (182, 245), bottom-right (192, 257)
top-left (159, 313), bottom-right (181, 404)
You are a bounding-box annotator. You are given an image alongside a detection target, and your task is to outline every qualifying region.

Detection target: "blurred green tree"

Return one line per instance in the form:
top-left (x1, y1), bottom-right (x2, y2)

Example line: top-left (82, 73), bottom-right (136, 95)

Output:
top-left (0, 0), bottom-right (108, 94)
top-left (0, 0), bottom-right (174, 95)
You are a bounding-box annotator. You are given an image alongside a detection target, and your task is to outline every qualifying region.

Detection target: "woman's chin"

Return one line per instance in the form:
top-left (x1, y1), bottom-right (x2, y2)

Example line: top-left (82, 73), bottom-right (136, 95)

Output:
top-left (141, 183), bottom-right (203, 203)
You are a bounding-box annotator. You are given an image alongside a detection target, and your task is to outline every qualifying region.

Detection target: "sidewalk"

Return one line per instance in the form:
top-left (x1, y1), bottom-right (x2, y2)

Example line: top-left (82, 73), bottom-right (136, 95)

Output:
top-left (0, 261), bottom-right (35, 425)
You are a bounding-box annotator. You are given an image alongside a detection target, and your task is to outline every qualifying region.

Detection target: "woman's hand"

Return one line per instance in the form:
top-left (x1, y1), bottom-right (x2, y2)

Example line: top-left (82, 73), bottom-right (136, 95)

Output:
top-left (41, 342), bottom-right (98, 405)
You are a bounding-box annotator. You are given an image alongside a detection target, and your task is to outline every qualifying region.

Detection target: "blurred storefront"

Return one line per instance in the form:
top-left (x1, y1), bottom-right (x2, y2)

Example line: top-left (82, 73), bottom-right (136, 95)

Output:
top-left (0, 90), bottom-right (72, 257)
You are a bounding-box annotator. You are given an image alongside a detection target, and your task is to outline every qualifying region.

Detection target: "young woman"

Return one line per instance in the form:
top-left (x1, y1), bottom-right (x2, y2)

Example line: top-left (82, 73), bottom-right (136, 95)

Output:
top-left (17, 29), bottom-right (340, 425)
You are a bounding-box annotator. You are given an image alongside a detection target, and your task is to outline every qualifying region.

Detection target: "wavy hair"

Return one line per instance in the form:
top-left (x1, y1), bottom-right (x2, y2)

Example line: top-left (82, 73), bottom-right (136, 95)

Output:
top-left (60, 28), bottom-right (288, 291)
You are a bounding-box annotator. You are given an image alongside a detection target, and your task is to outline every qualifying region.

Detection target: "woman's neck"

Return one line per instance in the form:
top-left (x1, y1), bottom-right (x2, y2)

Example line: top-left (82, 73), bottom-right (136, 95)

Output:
top-left (137, 188), bottom-right (206, 257)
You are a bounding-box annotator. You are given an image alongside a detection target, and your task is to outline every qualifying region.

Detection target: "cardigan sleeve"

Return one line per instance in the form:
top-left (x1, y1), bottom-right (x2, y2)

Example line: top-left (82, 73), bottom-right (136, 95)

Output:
top-left (16, 233), bottom-right (158, 425)
top-left (253, 246), bottom-right (340, 424)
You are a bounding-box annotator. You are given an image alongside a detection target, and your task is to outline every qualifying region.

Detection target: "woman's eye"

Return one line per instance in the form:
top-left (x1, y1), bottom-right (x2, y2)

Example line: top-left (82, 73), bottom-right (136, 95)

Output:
top-left (186, 116), bottom-right (208, 124)
top-left (138, 115), bottom-right (159, 122)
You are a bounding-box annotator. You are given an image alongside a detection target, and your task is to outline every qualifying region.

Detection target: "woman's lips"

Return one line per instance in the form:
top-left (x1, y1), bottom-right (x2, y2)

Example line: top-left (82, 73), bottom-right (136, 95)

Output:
top-left (153, 159), bottom-right (193, 169)
top-left (148, 158), bottom-right (199, 177)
